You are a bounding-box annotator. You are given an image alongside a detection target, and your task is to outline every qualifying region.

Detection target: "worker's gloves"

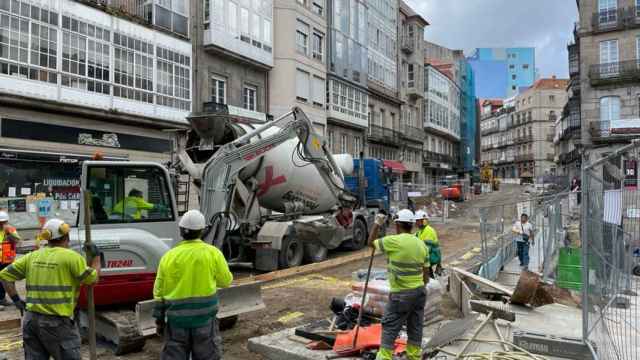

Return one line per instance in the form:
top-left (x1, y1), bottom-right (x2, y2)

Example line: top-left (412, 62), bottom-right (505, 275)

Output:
top-left (10, 294), bottom-right (25, 311)
top-left (374, 213), bottom-right (387, 226)
top-left (156, 319), bottom-right (165, 336)
top-left (83, 243), bottom-right (102, 261)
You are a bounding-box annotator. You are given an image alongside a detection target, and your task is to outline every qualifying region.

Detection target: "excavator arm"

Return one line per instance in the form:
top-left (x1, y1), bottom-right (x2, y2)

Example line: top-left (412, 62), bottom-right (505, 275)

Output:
top-left (182, 106), bottom-right (357, 248)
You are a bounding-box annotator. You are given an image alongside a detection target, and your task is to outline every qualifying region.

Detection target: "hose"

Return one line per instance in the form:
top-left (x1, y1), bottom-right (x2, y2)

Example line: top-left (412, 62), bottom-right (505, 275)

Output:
top-left (435, 338), bottom-right (550, 360)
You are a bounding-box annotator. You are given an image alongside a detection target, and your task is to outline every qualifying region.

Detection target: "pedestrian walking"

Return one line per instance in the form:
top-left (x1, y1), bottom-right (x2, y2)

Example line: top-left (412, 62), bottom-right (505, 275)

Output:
top-left (153, 209), bottom-right (233, 360)
top-left (0, 218), bottom-right (101, 359)
top-left (512, 213), bottom-right (535, 271)
top-left (0, 210), bottom-right (20, 306)
top-left (367, 209), bottom-right (429, 360)
top-left (415, 210), bottom-right (442, 276)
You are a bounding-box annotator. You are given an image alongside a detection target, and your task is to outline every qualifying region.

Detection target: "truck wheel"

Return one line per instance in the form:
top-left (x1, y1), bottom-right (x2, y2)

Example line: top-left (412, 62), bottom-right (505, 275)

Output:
top-left (304, 243), bottom-right (328, 263)
top-left (218, 315), bottom-right (239, 330)
top-left (278, 236), bottom-right (304, 269)
top-left (345, 218), bottom-right (367, 250)
top-left (633, 265), bottom-right (640, 277)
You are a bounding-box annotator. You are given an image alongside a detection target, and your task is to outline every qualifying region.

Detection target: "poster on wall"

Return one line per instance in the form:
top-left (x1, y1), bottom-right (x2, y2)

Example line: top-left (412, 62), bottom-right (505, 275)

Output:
top-left (624, 160), bottom-right (637, 189)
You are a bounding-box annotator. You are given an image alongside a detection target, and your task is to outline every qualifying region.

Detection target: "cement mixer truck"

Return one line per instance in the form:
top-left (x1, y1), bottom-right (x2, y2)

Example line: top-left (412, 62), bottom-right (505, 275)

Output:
top-left (69, 107), bottom-right (380, 354)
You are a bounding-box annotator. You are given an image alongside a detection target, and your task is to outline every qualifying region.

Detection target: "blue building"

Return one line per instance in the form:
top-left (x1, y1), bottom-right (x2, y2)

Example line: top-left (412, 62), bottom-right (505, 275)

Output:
top-left (467, 47), bottom-right (536, 99)
top-left (458, 60), bottom-right (478, 174)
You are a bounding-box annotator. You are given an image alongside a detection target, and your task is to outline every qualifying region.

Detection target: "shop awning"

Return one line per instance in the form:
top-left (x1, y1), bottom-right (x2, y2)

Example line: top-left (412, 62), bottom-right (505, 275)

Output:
top-left (383, 160), bottom-right (406, 174)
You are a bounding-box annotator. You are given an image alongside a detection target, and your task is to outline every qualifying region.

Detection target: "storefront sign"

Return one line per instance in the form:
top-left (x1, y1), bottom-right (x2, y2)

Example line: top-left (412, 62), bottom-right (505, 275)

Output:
top-left (2, 119), bottom-right (171, 153)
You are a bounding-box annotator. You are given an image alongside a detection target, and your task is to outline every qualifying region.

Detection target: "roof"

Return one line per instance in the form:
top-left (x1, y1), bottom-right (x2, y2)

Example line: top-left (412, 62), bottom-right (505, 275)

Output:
top-left (399, 0), bottom-right (429, 26)
top-left (481, 99), bottom-right (504, 107)
top-left (530, 77), bottom-right (569, 90)
top-left (425, 61), bottom-right (457, 83)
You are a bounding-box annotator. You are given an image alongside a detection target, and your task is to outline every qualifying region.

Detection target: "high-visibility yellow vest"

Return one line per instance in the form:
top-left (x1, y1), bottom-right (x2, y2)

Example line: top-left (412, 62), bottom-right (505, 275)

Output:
top-left (153, 239), bottom-right (233, 328)
top-left (0, 247), bottom-right (97, 317)
top-left (374, 233), bottom-right (429, 293)
top-left (112, 196), bottom-right (154, 220)
top-left (0, 226), bottom-right (20, 264)
top-left (416, 225), bottom-right (439, 247)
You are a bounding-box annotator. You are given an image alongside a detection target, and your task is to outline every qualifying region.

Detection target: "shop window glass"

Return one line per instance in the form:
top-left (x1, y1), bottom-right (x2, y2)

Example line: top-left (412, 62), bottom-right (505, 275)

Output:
top-left (87, 165), bottom-right (174, 224)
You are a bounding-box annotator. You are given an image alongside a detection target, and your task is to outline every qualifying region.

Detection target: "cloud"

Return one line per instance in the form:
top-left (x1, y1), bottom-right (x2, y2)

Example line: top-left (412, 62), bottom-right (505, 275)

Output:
top-left (404, 0), bottom-right (578, 78)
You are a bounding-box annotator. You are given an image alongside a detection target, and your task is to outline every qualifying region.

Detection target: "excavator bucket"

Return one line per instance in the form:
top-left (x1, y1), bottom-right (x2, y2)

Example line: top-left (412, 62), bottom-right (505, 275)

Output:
top-left (135, 282), bottom-right (265, 337)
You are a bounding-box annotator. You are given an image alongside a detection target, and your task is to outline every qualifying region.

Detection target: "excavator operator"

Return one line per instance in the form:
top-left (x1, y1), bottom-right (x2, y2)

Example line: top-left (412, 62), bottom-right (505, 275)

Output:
top-left (112, 189), bottom-right (164, 220)
top-left (153, 209), bottom-right (233, 360)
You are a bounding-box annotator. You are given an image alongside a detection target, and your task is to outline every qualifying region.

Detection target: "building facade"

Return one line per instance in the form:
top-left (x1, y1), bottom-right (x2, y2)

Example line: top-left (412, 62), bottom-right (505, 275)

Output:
top-left (397, 0), bottom-right (427, 183)
top-left (0, 0), bottom-right (191, 230)
top-left (459, 59), bottom-right (478, 175)
top-left (423, 63), bottom-right (461, 184)
top-left (468, 47), bottom-right (536, 99)
top-left (481, 78), bottom-right (568, 179)
top-left (325, 0), bottom-right (368, 158)
top-left (270, 0), bottom-right (327, 134)
top-left (572, 0), bottom-right (640, 166)
top-left (192, 0), bottom-right (273, 123)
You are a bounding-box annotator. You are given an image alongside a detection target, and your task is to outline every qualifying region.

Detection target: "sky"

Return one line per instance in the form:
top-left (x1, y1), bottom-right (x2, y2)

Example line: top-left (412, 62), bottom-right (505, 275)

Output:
top-left (404, 0), bottom-right (579, 79)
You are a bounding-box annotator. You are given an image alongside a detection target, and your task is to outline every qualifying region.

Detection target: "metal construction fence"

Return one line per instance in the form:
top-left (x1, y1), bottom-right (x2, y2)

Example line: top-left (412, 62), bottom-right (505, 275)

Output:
top-left (582, 142), bottom-right (640, 360)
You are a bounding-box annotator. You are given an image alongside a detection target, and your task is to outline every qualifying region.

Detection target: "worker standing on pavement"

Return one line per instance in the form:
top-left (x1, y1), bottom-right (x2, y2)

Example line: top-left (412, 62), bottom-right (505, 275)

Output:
top-left (0, 218), bottom-right (101, 359)
top-left (153, 209), bottom-right (233, 360)
top-left (368, 209), bottom-right (430, 360)
top-left (415, 210), bottom-right (442, 276)
top-left (512, 213), bottom-right (535, 271)
top-left (0, 210), bottom-right (20, 307)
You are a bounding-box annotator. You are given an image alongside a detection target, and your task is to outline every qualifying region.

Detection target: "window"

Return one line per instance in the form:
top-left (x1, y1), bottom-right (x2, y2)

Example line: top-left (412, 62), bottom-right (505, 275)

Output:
top-left (240, 7), bottom-right (249, 40)
top-left (407, 63), bottom-right (414, 88)
top-left (599, 0), bottom-right (617, 24)
top-left (600, 96), bottom-right (620, 123)
top-left (328, 130), bottom-right (335, 150)
top-left (243, 85), bottom-right (257, 111)
top-left (549, 95), bottom-right (555, 102)
top-left (87, 165), bottom-right (174, 224)
top-left (263, 19), bottom-right (271, 45)
top-left (523, 64), bottom-right (529, 69)
top-left (203, 0), bottom-right (210, 28)
top-left (509, 64), bottom-right (515, 69)
top-left (353, 137), bottom-right (361, 155)
top-left (340, 134), bottom-right (347, 153)
top-left (512, 74), bottom-right (516, 80)
top-left (600, 39), bottom-right (619, 64)
top-left (211, 75), bottom-right (226, 104)
top-left (312, 1), bottom-right (323, 16)
top-left (229, 2), bottom-right (238, 34)
top-left (296, 20), bottom-right (309, 55)
top-left (512, 85), bottom-right (516, 90)
top-left (312, 31), bottom-right (323, 61)
top-left (156, 46), bottom-right (190, 110)
top-left (296, 69), bottom-right (310, 102)
top-left (312, 76), bottom-right (325, 106)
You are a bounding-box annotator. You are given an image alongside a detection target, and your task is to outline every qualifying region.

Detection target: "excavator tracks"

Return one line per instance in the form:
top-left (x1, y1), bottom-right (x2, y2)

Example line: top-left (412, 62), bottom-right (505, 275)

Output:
top-left (80, 309), bottom-right (146, 355)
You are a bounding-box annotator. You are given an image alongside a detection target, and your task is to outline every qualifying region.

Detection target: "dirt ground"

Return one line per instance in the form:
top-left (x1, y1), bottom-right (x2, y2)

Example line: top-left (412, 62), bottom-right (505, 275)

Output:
top-left (1, 185), bottom-right (525, 359)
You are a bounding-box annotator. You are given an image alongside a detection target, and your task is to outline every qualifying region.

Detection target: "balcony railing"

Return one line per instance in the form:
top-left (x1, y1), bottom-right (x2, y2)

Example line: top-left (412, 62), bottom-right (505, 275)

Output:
top-left (589, 120), bottom-right (640, 142)
top-left (368, 124), bottom-right (401, 145)
top-left (589, 60), bottom-right (640, 86)
top-left (423, 151), bottom-right (454, 165)
top-left (515, 154), bottom-right (534, 162)
top-left (401, 124), bottom-right (424, 142)
top-left (401, 36), bottom-right (415, 53)
top-left (514, 135), bottom-right (534, 144)
top-left (559, 148), bottom-right (581, 165)
top-left (546, 153), bottom-right (555, 161)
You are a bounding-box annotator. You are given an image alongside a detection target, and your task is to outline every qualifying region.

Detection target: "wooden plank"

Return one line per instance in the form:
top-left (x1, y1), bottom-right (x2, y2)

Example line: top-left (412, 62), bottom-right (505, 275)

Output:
top-left (235, 248), bottom-right (380, 286)
top-left (451, 267), bottom-right (514, 296)
top-left (0, 318), bottom-right (21, 330)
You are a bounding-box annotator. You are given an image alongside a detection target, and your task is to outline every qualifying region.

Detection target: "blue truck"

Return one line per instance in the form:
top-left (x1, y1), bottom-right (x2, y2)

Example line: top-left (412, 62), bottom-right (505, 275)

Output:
top-left (344, 158), bottom-right (392, 213)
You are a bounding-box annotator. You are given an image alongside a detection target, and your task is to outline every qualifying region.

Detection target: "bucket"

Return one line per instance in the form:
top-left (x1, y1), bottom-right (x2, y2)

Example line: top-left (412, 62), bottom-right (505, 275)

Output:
top-left (556, 247), bottom-right (582, 290)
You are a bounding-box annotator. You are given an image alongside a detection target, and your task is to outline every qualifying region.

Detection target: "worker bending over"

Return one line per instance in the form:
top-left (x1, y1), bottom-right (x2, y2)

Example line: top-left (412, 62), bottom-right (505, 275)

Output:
top-left (153, 209), bottom-right (233, 360)
top-left (415, 210), bottom-right (442, 276)
top-left (368, 209), bottom-right (430, 360)
top-left (0, 211), bottom-right (20, 306)
top-left (0, 219), bottom-right (101, 359)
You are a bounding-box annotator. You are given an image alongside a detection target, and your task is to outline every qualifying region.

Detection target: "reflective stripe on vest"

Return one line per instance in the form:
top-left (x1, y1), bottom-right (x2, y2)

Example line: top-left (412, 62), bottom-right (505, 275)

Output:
top-left (388, 260), bottom-right (424, 278)
top-left (26, 283), bottom-right (75, 306)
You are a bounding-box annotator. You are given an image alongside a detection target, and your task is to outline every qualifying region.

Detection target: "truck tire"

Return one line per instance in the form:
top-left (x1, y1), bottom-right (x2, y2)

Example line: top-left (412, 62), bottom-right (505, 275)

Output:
top-left (344, 218), bottom-right (367, 250)
top-left (278, 236), bottom-right (304, 269)
top-left (304, 243), bottom-right (328, 263)
top-left (633, 265), bottom-right (640, 277)
top-left (218, 315), bottom-right (239, 331)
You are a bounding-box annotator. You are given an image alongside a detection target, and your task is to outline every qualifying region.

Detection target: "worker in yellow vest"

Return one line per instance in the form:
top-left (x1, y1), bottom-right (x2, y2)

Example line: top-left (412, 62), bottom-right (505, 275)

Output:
top-left (0, 211), bottom-right (20, 306)
top-left (415, 210), bottom-right (442, 276)
top-left (368, 209), bottom-right (430, 360)
top-left (112, 189), bottom-right (165, 220)
top-left (153, 209), bottom-right (233, 359)
top-left (0, 218), bottom-right (101, 359)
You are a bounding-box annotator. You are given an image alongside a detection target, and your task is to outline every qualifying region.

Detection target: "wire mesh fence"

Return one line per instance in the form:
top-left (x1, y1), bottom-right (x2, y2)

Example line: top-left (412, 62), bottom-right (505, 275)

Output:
top-left (582, 142), bottom-right (640, 360)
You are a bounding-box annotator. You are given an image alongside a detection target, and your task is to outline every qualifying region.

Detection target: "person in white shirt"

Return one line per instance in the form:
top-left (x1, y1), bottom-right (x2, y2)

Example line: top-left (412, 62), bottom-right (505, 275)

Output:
top-left (512, 213), bottom-right (534, 271)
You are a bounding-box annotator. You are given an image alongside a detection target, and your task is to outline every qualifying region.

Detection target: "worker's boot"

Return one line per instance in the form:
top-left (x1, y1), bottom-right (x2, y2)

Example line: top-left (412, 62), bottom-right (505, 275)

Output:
top-left (405, 344), bottom-right (422, 360)
top-left (375, 347), bottom-right (394, 360)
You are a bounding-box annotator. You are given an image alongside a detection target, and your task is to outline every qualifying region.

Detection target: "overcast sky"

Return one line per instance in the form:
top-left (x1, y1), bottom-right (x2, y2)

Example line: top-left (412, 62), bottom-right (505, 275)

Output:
top-left (405, 0), bottom-right (579, 79)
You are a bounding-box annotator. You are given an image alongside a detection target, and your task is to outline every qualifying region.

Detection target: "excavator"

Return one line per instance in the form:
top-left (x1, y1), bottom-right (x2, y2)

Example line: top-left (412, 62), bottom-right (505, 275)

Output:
top-left (70, 107), bottom-right (366, 354)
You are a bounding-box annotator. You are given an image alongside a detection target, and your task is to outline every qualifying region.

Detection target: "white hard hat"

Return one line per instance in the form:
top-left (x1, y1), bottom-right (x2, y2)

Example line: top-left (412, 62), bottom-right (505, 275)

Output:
top-left (41, 218), bottom-right (71, 240)
top-left (0, 211), bottom-right (8, 222)
top-left (415, 210), bottom-right (429, 221)
top-left (179, 210), bottom-right (206, 230)
top-left (395, 209), bottom-right (416, 223)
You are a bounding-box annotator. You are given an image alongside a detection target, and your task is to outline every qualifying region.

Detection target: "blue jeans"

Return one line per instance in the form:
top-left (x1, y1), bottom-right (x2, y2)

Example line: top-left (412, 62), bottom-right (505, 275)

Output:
top-left (516, 241), bottom-right (530, 267)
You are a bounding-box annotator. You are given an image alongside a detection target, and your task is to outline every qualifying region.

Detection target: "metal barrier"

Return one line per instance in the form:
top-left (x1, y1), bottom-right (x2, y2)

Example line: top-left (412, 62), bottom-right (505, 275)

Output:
top-left (582, 142), bottom-right (640, 360)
